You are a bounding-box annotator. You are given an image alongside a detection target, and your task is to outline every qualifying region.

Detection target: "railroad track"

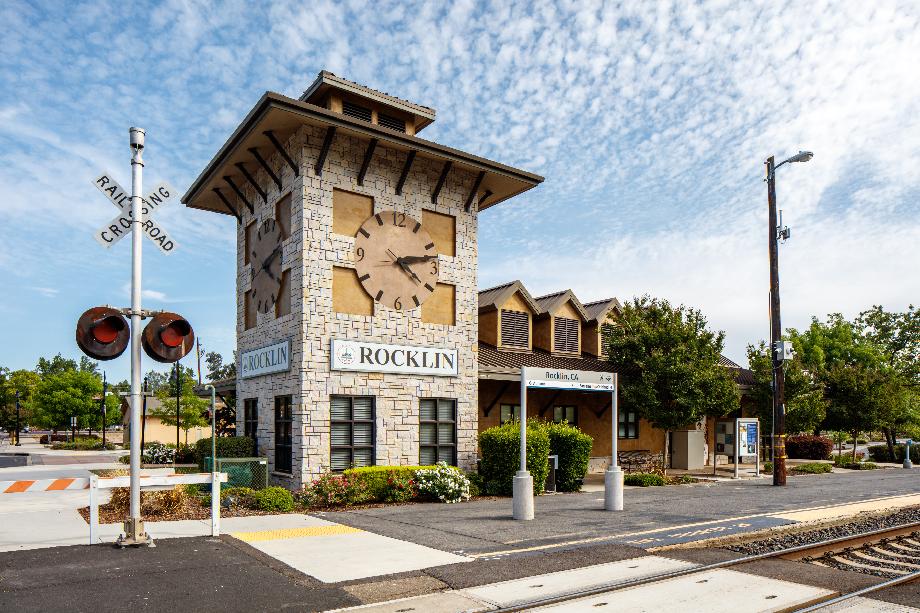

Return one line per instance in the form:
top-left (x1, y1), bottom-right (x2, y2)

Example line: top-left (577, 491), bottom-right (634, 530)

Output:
top-left (492, 521), bottom-right (920, 612)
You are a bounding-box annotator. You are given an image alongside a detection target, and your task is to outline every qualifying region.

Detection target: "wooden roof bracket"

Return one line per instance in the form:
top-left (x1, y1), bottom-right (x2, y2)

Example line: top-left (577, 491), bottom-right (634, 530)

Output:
top-left (314, 126), bottom-right (336, 176)
top-left (357, 138), bottom-right (378, 186)
top-left (248, 147), bottom-right (282, 190)
top-left (483, 380), bottom-right (512, 417)
top-left (465, 170), bottom-right (486, 212)
top-left (235, 163), bottom-right (267, 202)
top-left (263, 130), bottom-right (300, 177)
top-left (539, 391), bottom-right (562, 417)
top-left (212, 187), bottom-right (241, 224)
top-left (593, 401), bottom-right (611, 419)
top-left (478, 189), bottom-right (494, 207)
top-left (223, 176), bottom-right (254, 215)
top-left (431, 160), bottom-right (452, 204)
top-left (395, 150), bottom-right (416, 195)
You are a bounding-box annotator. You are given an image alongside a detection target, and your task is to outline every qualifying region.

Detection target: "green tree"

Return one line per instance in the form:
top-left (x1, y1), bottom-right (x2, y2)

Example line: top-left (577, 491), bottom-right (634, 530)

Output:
top-left (150, 365), bottom-right (209, 444)
top-left (823, 363), bottom-right (892, 460)
top-left (746, 341), bottom-right (826, 436)
top-left (32, 368), bottom-right (102, 432)
top-left (205, 351), bottom-right (236, 381)
top-left (604, 296), bottom-right (740, 472)
top-left (1, 369), bottom-right (40, 433)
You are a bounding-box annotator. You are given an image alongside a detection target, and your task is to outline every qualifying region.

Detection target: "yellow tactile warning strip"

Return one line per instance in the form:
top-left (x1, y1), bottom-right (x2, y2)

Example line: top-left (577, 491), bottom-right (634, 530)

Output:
top-left (771, 493), bottom-right (920, 522)
top-left (231, 525), bottom-right (363, 542)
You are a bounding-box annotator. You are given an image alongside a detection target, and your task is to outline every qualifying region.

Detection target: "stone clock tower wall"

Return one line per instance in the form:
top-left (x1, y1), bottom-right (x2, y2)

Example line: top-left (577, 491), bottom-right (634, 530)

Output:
top-left (236, 125), bottom-right (480, 487)
top-left (183, 71), bottom-right (541, 491)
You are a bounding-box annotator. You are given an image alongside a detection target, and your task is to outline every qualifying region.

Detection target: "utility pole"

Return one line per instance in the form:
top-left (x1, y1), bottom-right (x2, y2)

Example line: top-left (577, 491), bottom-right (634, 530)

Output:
top-left (196, 339), bottom-right (203, 384)
top-left (14, 391), bottom-right (21, 446)
top-left (101, 372), bottom-right (107, 449)
top-left (766, 156), bottom-right (787, 486)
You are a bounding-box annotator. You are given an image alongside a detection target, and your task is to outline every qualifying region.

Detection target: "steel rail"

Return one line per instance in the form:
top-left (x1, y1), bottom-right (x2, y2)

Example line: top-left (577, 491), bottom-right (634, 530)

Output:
top-left (793, 569), bottom-right (920, 612)
top-left (490, 521), bottom-right (920, 612)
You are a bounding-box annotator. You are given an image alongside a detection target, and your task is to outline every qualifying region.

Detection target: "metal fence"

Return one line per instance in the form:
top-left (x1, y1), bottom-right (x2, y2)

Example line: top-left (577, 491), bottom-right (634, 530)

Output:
top-left (203, 457), bottom-right (269, 490)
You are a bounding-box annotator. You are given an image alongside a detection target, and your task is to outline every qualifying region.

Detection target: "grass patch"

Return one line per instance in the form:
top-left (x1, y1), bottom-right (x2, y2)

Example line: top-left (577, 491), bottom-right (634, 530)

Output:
top-left (624, 472), bottom-right (666, 487)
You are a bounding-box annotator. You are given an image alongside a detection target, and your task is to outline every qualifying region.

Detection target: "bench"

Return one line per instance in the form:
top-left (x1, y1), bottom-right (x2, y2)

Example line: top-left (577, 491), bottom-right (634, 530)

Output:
top-left (617, 450), bottom-right (663, 473)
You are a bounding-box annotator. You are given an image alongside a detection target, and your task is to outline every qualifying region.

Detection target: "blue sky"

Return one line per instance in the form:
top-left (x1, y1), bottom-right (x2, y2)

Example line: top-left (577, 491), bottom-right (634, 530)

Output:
top-left (1, 0), bottom-right (918, 383)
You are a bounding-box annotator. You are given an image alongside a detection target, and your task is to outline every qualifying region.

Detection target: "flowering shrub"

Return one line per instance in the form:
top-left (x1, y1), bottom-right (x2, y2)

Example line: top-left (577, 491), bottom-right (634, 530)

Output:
top-left (142, 442), bottom-right (176, 464)
top-left (299, 472), bottom-right (368, 508)
top-left (415, 462), bottom-right (471, 504)
top-left (383, 471), bottom-right (417, 503)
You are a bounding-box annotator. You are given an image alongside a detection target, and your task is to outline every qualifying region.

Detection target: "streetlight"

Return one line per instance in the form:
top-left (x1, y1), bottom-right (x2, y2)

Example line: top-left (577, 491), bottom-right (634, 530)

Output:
top-left (766, 150), bottom-right (813, 486)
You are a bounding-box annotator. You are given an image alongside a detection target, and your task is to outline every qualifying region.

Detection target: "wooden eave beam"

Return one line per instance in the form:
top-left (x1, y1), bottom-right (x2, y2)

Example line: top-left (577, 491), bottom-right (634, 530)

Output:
top-left (395, 150), bottom-right (416, 196)
top-left (248, 147), bottom-right (282, 190)
top-left (539, 391), bottom-right (562, 417)
top-left (212, 188), bottom-right (241, 224)
top-left (235, 163), bottom-right (267, 202)
top-left (357, 138), bottom-right (378, 186)
top-left (314, 126), bottom-right (336, 176)
top-left (483, 380), bottom-right (512, 417)
top-left (431, 161), bottom-right (452, 204)
top-left (465, 170), bottom-right (486, 212)
top-left (263, 130), bottom-right (299, 176)
top-left (223, 176), bottom-right (253, 215)
top-left (478, 189), bottom-right (494, 207)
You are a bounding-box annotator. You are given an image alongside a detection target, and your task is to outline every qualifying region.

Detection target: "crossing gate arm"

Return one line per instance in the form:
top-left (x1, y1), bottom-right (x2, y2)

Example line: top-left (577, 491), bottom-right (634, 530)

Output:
top-left (89, 472), bottom-right (228, 545)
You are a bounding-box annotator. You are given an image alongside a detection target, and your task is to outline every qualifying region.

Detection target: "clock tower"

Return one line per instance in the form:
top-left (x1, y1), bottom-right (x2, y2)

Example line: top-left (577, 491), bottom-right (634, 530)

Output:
top-left (183, 71), bottom-right (542, 488)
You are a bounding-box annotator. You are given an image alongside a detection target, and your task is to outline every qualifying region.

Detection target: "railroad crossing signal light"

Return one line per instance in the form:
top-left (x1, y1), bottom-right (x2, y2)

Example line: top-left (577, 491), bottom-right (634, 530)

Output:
top-left (142, 311), bottom-right (195, 363)
top-left (76, 307), bottom-right (130, 361)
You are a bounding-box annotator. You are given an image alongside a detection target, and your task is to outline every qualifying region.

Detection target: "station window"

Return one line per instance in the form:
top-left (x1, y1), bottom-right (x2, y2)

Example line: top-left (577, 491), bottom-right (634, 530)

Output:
top-left (243, 398), bottom-right (258, 445)
top-left (331, 396), bottom-right (375, 471)
top-left (499, 404), bottom-right (521, 424)
top-left (274, 396), bottom-right (293, 474)
top-left (553, 406), bottom-right (577, 425)
top-left (618, 411), bottom-right (639, 439)
top-left (420, 399), bottom-right (456, 465)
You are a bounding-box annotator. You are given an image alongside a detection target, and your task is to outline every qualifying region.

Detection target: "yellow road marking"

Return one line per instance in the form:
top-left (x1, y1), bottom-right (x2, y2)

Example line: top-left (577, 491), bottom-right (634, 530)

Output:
top-left (232, 525), bottom-right (363, 542)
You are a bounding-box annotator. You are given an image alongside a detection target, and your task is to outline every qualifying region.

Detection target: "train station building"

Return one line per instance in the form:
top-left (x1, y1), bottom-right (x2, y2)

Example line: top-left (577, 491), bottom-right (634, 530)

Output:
top-left (183, 72), bottom-right (752, 490)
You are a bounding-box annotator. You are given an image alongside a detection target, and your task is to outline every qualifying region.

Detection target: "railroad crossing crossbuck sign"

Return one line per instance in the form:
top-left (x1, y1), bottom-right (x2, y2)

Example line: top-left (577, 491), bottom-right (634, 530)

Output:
top-left (92, 172), bottom-right (178, 254)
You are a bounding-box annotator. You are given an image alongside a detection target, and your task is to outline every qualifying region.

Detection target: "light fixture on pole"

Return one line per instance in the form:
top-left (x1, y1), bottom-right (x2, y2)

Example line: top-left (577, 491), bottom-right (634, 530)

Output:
top-left (765, 150), bottom-right (813, 487)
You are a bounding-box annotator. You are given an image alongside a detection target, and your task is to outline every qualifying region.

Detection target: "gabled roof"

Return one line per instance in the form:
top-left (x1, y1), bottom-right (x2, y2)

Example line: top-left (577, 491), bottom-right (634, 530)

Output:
top-left (582, 297), bottom-right (621, 323)
top-left (718, 355), bottom-right (742, 368)
top-left (533, 289), bottom-right (589, 321)
top-left (478, 280), bottom-right (540, 314)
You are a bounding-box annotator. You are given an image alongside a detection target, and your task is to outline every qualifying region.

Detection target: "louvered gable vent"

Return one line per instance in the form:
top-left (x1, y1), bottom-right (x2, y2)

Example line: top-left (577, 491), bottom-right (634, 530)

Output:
top-left (343, 101), bottom-right (372, 122)
top-left (500, 310), bottom-right (529, 349)
top-left (553, 317), bottom-right (579, 353)
top-left (378, 113), bottom-right (406, 132)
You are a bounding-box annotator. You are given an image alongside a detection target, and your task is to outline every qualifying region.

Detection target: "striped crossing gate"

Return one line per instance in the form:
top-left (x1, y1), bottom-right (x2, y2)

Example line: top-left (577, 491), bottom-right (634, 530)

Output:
top-left (0, 478), bottom-right (90, 493)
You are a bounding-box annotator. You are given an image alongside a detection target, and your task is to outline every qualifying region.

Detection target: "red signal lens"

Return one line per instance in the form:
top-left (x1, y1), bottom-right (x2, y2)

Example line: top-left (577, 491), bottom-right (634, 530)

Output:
top-left (91, 317), bottom-right (125, 344)
top-left (160, 320), bottom-right (191, 348)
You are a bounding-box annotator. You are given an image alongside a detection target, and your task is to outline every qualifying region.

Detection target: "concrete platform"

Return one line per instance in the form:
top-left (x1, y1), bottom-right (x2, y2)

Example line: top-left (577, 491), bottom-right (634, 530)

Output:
top-left (228, 514), bottom-right (471, 582)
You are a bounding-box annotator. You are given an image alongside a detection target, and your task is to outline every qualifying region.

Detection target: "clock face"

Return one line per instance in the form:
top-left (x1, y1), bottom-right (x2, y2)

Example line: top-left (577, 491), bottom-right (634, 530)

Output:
top-left (353, 210), bottom-right (439, 311)
top-left (250, 218), bottom-right (283, 314)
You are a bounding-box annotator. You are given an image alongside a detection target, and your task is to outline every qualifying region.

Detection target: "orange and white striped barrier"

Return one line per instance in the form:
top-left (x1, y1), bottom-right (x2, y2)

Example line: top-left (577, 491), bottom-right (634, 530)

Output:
top-left (0, 478), bottom-right (90, 493)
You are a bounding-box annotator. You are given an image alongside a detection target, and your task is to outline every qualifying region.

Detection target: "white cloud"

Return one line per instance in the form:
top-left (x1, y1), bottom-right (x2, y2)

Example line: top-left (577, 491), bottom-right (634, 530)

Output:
top-left (29, 286), bottom-right (59, 298)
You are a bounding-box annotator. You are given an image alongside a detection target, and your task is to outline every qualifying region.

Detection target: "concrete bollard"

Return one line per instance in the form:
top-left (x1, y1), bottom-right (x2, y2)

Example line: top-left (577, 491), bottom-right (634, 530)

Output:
top-left (512, 471), bottom-right (534, 520)
top-left (604, 466), bottom-right (624, 511)
top-left (904, 440), bottom-right (913, 469)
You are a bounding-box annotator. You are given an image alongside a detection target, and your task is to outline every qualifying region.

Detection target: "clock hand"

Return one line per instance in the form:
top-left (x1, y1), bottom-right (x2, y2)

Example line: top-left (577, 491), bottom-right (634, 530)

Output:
top-left (385, 248), bottom-right (420, 283)
top-left (261, 245), bottom-right (282, 271)
top-left (397, 254), bottom-right (438, 264)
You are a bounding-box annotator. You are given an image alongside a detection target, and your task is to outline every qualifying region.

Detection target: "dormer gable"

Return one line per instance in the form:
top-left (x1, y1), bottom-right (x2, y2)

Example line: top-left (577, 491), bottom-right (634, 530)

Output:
top-left (533, 290), bottom-right (588, 356)
top-left (478, 280), bottom-right (538, 351)
top-left (582, 297), bottom-right (621, 357)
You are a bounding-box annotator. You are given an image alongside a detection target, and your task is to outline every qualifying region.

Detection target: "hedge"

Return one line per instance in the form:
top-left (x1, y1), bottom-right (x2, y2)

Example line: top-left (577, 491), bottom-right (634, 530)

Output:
top-left (343, 465), bottom-right (438, 502)
top-left (479, 421), bottom-right (550, 496)
top-left (786, 435), bottom-right (833, 460)
top-left (790, 462), bottom-right (833, 474)
top-left (867, 444), bottom-right (920, 464)
top-left (624, 472), bottom-right (665, 486)
top-left (195, 436), bottom-right (255, 468)
top-left (544, 422), bottom-right (593, 492)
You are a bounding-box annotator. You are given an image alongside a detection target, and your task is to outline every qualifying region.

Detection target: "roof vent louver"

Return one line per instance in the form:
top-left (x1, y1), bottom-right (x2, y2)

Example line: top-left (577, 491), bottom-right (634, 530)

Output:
top-left (343, 101), bottom-right (372, 122)
top-left (378, 113), bottom-right (407, 133)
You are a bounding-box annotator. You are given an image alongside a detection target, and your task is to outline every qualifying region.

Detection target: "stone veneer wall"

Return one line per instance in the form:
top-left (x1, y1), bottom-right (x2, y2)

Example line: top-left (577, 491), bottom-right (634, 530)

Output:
top-left (232, 124), bottom-right (480, 489)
